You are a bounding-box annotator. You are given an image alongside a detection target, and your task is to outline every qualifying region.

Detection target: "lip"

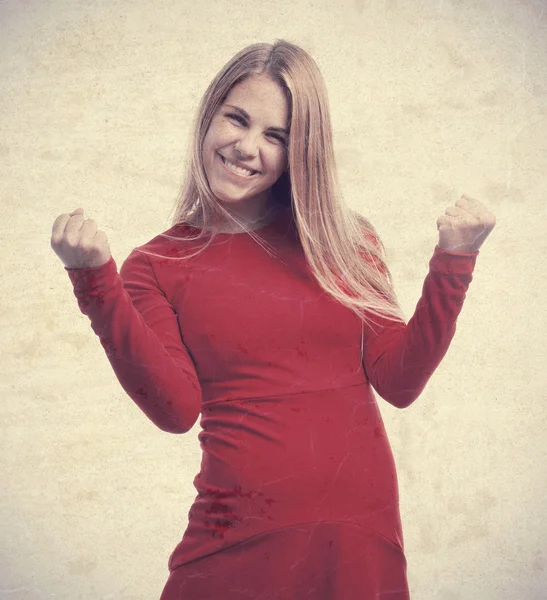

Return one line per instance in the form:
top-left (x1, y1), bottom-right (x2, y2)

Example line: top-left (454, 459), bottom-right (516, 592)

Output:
top-left (218, 153), bottom-right (260, 178)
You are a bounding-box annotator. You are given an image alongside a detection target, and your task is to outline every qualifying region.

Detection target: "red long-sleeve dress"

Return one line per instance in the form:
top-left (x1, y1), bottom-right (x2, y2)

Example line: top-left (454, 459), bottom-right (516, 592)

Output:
top-left (65, 208), bottom-right (478, 599)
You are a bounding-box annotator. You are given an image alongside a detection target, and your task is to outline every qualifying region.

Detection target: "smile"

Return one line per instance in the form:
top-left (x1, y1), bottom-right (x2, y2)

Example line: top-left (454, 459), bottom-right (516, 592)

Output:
top-left (219, 154), bottom-right (259, 178)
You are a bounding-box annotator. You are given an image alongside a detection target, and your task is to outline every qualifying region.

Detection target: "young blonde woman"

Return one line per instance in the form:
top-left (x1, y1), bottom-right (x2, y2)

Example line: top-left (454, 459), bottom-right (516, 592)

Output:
top-left (51, 40), bottom-right (496, 599)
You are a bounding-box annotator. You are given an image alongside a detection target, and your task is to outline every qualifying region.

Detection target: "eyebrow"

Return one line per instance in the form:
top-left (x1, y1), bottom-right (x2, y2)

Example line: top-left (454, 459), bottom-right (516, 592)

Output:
top-left (224, 104), bottom-right (289, 135)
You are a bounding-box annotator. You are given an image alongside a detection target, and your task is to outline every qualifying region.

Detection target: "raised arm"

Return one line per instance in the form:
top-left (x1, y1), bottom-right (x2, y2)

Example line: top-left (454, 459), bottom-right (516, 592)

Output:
top-left (65, 250), bottom-right (202, 433)
top-left (51, 208), bottom-right (201, 433)
top-left (362, 246), bottom-right (477, 408)
top-left (363, 193), bottom-right (495, 408)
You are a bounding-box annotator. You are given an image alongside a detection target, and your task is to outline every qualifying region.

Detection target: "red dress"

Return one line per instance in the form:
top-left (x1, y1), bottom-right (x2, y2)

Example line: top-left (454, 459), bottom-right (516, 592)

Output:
top-left (66, 208), bottom-right (478, 599)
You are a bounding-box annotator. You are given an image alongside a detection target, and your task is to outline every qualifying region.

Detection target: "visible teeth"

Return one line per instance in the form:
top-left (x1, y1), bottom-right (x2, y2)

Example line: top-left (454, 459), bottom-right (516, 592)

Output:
top-left (224, 158), bottom-right (255, 176)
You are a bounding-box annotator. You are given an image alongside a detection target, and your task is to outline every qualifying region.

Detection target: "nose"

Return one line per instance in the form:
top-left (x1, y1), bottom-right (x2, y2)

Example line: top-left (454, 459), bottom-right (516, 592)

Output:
top-left (234, 130), bottom-right (260, 159)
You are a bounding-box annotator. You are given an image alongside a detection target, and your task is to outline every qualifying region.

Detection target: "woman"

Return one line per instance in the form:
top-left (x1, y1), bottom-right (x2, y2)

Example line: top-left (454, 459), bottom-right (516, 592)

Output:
top-left (51, 40), bottom-right (495, 599)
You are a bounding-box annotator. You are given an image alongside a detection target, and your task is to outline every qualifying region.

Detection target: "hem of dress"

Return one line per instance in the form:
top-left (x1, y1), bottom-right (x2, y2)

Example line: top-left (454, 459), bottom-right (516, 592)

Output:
top-left (168, 518), bottom-right (404, 572)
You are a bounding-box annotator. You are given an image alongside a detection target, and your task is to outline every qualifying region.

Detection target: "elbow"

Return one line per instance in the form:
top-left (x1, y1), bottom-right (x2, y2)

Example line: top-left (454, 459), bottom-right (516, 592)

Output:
top-left (140, 396), bottom-right (201, 434)
top-left (158, 402), bottom-right (201, 434)
top-left (155, 410), bottom-right (200, 434)
top-left (376, 384), bottom-right (425, 409)
top-left (385, 395), bottom-right (417, 409)
top-left (158, 422), bottom-right (194, 434)
top-left (122, 375), bottom-right (203, 434)
top-left (370, 372), bottom-right (430, 409)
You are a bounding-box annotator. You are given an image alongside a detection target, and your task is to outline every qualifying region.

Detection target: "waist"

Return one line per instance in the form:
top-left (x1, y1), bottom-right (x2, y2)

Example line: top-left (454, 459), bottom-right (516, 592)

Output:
top-left (194, 384), bottom-right (398, 530)
top-left (168, 384), bottom-right (404, 571)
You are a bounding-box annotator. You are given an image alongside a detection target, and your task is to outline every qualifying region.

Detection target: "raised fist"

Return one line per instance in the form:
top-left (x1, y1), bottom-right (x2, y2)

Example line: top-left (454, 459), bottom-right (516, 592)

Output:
top-left (50, 208), bottom-right (112, 269)
top-left (437, 194), bottom-right (496, 254)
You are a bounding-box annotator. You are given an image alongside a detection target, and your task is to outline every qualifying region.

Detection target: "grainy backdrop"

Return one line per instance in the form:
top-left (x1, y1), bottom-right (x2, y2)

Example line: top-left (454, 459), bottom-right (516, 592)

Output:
top-left (1, 0), bottom-right (546, 598)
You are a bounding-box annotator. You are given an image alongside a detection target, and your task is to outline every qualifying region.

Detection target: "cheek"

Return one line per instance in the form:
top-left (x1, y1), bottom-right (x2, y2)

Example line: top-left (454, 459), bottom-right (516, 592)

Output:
top-left (209, 121), bottom-right (233, 145)
top-left (268, 150), bottom-right (288, 177)
top-left (202, 130), bottom-right (220, 166)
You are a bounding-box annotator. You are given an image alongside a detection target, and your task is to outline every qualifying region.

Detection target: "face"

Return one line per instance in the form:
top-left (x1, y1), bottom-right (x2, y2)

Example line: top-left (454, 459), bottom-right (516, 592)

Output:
top-left (202, 74), bottom-right (289, 216)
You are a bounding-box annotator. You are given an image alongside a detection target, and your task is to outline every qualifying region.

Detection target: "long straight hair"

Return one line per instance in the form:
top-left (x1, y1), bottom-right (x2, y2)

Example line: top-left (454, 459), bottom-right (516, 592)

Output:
top-left (141, 40), bottom-right (405, 327)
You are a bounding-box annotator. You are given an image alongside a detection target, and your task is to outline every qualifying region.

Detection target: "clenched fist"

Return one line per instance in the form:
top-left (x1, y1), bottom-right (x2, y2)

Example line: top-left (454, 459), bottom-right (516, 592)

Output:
top-left (50, 208), bottom-right (112, 269)
top-left (437, 194), bottom-right (496, 254)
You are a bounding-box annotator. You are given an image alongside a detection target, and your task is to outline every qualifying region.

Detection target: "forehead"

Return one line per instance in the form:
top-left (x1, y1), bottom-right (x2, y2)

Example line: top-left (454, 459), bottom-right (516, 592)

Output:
top-left (223, 75), bottom-right (289, 127)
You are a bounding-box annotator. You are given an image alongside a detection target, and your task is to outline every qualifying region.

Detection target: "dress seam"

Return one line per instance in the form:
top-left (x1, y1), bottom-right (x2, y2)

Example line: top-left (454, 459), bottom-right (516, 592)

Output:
top-left (170, 519), bottom-right (403, 572)
top-left (201, 380), bottom-right (369, 406)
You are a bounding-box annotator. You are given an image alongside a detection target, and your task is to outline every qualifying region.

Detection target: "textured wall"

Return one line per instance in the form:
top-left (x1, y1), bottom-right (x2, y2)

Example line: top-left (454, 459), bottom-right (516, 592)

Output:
top-left (1, 0), bottom-right (546, 598)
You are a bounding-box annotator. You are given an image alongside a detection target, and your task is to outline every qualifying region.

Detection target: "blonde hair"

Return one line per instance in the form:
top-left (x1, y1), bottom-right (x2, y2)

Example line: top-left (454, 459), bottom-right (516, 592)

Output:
top-left (141, 40), bottom-right (405, 328)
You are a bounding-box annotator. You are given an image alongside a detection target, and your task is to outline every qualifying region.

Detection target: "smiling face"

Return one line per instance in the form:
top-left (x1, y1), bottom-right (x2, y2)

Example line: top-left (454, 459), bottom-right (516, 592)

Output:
top-left (202, 74), bottom-right (290, 220)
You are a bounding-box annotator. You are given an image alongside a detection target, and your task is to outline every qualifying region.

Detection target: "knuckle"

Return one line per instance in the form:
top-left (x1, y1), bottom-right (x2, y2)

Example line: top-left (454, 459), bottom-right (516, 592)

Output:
top-left (65, 236), bottom-right (81, 249)
top-left (83, 238), bottom-right (99, 251)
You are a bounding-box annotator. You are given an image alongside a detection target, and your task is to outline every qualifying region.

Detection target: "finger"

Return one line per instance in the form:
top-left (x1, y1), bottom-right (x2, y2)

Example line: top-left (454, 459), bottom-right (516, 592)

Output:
top-left (51, 213), bottom-right (69, 235)
top-left (64, 211), bottom-right (86, 236)
top-left (52, 209), bottom-right (84, 232)
top-left (437, 215), bottom-right (451, 229)
top-left (79, 219), bottom-right (98, 240)
top-left (51, 213), bottom-right (75, 243)
top-left (456, 194), bottom-right (480, 210)
top-left (445, 206), bottom-right (466, 218)
top-left (93, 229), bottom-right (109, 244)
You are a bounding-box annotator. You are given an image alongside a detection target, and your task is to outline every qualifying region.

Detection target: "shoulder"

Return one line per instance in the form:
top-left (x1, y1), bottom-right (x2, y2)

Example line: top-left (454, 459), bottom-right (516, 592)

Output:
top-left (120, 224), bottom-right (203, 292)
top-left (119, 223), bottom-right (198, 278)
top-left (130, 222), bottom-right (201, 258)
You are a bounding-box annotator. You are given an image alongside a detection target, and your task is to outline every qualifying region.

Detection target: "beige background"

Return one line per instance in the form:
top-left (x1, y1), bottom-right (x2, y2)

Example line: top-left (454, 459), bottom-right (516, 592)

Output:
top-left (2, 0), bottom-right (546, 598)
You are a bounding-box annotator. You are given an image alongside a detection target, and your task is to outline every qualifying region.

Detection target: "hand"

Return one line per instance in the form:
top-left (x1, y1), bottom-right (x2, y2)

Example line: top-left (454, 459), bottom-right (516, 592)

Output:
top-left (437, 194), bottom-right (496, 253)
top-left (50, 208), bottom-right (112, 269)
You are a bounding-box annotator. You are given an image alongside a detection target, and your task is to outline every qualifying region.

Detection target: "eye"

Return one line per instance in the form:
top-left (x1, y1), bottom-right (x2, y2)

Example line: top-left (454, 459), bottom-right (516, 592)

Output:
top-left (267, 132), bottom-right (287, 145)
top-left (226, 113), bottom-right (246, 126)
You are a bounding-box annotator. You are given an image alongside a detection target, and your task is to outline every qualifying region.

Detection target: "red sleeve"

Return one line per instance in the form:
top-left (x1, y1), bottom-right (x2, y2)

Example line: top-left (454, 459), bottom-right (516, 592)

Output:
top-left (362, 245), bottom-right (479, 409)
top-left (65, 250), bottom-right (202, 433)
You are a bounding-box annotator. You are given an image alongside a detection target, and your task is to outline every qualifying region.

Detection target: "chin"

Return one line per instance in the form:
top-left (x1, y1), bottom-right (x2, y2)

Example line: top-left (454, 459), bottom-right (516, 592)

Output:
top-left (210, 184), bottom-right (264, 206)
top-left (211, 190), bottom-right (248, 205)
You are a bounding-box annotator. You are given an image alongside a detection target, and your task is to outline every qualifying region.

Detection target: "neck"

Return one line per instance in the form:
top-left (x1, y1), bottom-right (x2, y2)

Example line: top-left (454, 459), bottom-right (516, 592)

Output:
top-left (189, 202), bottom-right (286, 233)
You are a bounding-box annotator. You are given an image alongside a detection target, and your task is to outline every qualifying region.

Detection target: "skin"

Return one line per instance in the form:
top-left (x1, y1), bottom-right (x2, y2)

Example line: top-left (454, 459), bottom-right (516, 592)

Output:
top-left (437, 194), bottom-right (496, 254)
top-left (201, 74), bottom-right (290, 226)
